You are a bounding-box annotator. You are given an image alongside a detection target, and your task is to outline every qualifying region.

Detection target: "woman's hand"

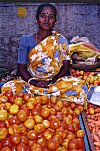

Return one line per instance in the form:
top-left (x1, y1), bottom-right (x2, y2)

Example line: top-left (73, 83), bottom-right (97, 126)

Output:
top-left (35, 80), bottom-right (50, 88)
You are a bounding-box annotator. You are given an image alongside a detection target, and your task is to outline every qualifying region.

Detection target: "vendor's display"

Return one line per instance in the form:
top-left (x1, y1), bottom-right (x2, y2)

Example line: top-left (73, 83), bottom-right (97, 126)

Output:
top-left (0, 91), bottom-right (86, 150)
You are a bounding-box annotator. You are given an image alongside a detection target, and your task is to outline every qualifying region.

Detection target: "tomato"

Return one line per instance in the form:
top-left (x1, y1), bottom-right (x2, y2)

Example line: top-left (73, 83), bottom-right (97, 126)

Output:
top-left (20, 125), bottom-right (28, 136)
top-left (9, 115), bottom-right (20, 124)
top-left (63, 100), bottom-right (69, 107)
top-left (37, 137), bottom-right (46, 147)
top-left (8, 96), bottom-right (16, 104)
top-left (62, 107), bottom-right (68, 115)
top-left (5, 90), bottom-right (13, 99)
top-left (41, 95), bottom-right (50, 105)
top-left (21, 135), bottom-right (28, 144)
top-left (0, 104), bottom-right (7, 110)
top-left (9, 104), bottom-right (19, 114)
top-left (47, 138), bottom-right (59, 150)
top-left (56, 112), bottom-right (63, 120)
top-left (27, 101), bottom-right (35, 109)
top-left (1, 137), bottom-right (12, 147)
top-left (33, 115), bottom-right (43, 124)
top-left (43, 130), bottom-right (53, 140)
top-left (50, 96), bottom-right (57, 104)
top-left (20, 104), bottom-right (30, 116)
top-left (68, 138), bottom-right (77, 149)
top-left (1, 146), bottom-right (11, 151)
top-left (0, 121), bottom-right (7, 128)
top-left (74, 108), bottom-right (81, 115)
top-left (67, 124), bottom-right (74, 132)
top-left (50, 118), bottom-right (61, 130)
top-left (32, 104), bottom-right (42, 116)
top-left (17, 109), bottom-right (27, 122)
top-left (11, 145), bottom-right (17, 151)
top-left (42, 120), bottom-right (50, 128)
top-left (72, 117), bottom-right (80, 124)
top-left (16, 143), bottom-right (28, 151)
top-left (62, 138), bottom-right (69, 149)
top-left (0, 128), bottom-right (7, 140)
top-left (63, 116), bottom-right (72, 125)
top-left (27, 130), bottom-right (38, 140)
top-left (0, 95), bottom-right (8, 103)
top-left (88, 107), bottom-right (95, 115)
top-left (54, 104), bottom-right (62, 112)
top-left (8, 124), bottom-right (20, 135)
top-left (24, 118), bottom-right (35, 129)
top-left (53, 134), bottom-right (62, 144)
top-left (50, 108), bottom-right (56, 115)
top-left (5, 103), bottom-right (11, 111)
top-left (76, 137), bottom-right (85, 149)
top-left (14, 97), bottom-right (23, 106)
top-left (34, 124), bottom-right (45, 133)
top-left (23, 93), bottom-right (31, 101)
top-left (76, 104), bottom-right (84, 112)
top-left (76, 130), bottom-right (85, 138)
top-left (40, 107), bottom-right (51, 118)
top-left (17, 91), bottom-right (24, 98)
top-left (56, 128), bottom-right (67, 139)
top-left (70, 102), bottom-right (77, 110)
top-left (66, 131), bottom-right (76, 140)
top-left (73, 123), bottom-right (80, 131)
top-left (0, 110), bottom-right (7, 121)
top-left (67, 106), bottom-right (74, 115)
top-left (10, 133), bottom-right (21, 144)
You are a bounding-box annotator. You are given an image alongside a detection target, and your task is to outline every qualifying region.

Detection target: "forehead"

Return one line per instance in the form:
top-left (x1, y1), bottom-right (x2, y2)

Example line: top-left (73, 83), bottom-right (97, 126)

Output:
top-left (40, 7), bottom-right (55, 14)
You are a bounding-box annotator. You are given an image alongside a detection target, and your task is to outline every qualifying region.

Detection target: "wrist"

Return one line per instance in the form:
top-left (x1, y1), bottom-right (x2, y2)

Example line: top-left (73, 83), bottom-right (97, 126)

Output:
top-left (28, 78), bottom-right (37, 85)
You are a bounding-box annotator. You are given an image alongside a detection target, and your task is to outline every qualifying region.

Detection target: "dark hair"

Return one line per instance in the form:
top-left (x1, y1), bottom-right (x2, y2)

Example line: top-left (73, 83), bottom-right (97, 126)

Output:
top-left (36, 3), bottom-right (57, 19)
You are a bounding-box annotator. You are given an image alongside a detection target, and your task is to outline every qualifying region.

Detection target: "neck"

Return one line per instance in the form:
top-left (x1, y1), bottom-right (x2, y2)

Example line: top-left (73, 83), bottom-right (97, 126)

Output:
top-left (37, 30), bottom-right (52, 39)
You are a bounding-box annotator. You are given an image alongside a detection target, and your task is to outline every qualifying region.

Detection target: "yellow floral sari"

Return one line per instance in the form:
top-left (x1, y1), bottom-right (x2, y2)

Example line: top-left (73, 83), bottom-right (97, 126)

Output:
top-left (1, 31), bottom-right (87, 104)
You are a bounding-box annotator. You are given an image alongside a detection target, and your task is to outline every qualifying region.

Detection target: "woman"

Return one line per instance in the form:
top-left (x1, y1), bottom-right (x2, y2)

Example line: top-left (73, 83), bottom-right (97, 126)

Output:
top-left (1, 3), bottom-right (87, 104)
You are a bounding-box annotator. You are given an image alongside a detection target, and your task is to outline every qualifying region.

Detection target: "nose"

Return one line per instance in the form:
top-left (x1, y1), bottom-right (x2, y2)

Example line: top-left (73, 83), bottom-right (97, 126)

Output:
top-left (44, 16), bottom-right (49, 22)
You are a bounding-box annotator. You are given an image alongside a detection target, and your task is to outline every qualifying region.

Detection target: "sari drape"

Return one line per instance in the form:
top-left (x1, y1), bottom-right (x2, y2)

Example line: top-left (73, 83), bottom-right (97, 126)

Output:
top-left (1, 31), bottom-right (88, 104)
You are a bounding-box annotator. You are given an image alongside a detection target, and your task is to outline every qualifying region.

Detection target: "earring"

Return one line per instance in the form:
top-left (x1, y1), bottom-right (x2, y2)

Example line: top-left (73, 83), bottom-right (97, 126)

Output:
top-left (36, 20), bottom-right (37, 23)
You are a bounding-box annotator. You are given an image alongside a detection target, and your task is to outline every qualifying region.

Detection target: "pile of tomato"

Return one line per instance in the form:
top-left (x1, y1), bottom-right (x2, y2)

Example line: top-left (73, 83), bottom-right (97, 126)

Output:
top-left (0, 90), bottom-right (85, 151)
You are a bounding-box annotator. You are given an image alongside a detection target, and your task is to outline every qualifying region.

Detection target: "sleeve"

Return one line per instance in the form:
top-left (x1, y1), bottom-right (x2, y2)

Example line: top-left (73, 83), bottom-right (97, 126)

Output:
top-left (17, 35), bottom-right (29, 64)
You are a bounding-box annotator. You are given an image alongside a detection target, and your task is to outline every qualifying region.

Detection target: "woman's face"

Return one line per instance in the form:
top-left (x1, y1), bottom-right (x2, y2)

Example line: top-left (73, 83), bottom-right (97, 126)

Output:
top-left (37, 7), bottom-right (56, 31)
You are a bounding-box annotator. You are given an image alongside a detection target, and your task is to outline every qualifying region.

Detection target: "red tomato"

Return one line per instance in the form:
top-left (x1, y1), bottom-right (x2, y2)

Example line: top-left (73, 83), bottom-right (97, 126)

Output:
top-left (63, 100), bottom-right (69, 107)
top-left (1, 146), bottom-right (11, 151)
top-left (32, 104), bottom-right (42, 116)
top-left (76, 137), bottom-right (85, 149)
top-left (0, 95), bottom-right (8, 103)
top-left (76, 130), bottom-right (85, 138)
top-left (24, 119), bottom-right (35, 129)
top-left (9, 115), bottom-right (20, 124)
top-left (1, 137), bottom-right (12, 147)
top-left (17, 91), bottom-right (24, 97)
top-left (43, 130), bottom-right (53, 140)
top-left (74, 108), bottom-right (81, 115)
top-left (47, 138), bottom-right (59, 150)
top-left (50, 96), bottom-right (57, 104)
top-left (50, 108), bottom-right (56, 115)
top-left (8, 124), bottom-right (20, 135)
top-left (56, 128), bottom-right (67, 139)
top-left (70, 102), bottom-right (77, 110)
top-left (36, 137), bottom-right (46, 147)
top-left (0, 128), bottom-right (7, 140)
top-left (67, 124), bottom-right (74, 132)
top-left (76, 104), bottom-right (84, 112)
top-left (17, 109), bottom-right (28, 122)
top-left (66, 131), bottom-right (76, 140)
top-left (40, 107), bottom-right (51, 118)
top-left (56, 112), bottom-right (63, 120)
top-left (62, 107), bottom-right (68, 115)
top-left (5, 90), bottom-right (13, 99)
top-left (42, 120), bottom-right (50, 128)
top-left (27, 130), bottom-right (38, 140)
top-left (20, 125), bottom-right (28, 136)
top-left (10, 134), bottom-right (21, 144)
top-left (68, 138), bottom-right (77, 149)
top-left (62, 138), bottom-right (69, 149)
top-left (88, 107), bottom-right (95, 115)
top-left (14, 97), bottom-right (23, 106)
top-left (0, 121), bottom-right (7, 128)
top-left (41, 95), bottom-right (50, 105)
top-left (34, 124), bottom-right (45, 133)
top-left (8, 96), bottom-right (16, 104)
top-left (0, 110), bottom-right (7, 121)
top-left (21, 135), bottom-right (28, 144)
top-left (23, 93), bottom-right (31, 101)
top-left (33, 115), bottom-right (43, 124)
top-left (16, 143), bottom-right (28, 151)
top-left (50, 118), bottom-right (60, 129)
top-left (63, 116), bottom-right (72, 125)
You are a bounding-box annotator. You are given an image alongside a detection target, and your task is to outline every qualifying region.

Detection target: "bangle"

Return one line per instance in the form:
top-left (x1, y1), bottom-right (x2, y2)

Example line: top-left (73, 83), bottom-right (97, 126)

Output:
top-left (28, 78), bottom-right (37, 85)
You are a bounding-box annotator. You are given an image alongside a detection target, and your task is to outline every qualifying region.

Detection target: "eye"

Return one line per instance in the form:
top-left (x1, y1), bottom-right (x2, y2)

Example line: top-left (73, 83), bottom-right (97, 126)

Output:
top-left (39, 14), bottom-right (46, 18)
top-left (49, 15), bottom-right (55, 19)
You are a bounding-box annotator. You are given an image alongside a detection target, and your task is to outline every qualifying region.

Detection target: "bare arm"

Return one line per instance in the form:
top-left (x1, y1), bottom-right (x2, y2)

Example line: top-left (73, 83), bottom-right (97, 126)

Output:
top-left (51, 60), bottom-right (70, 84)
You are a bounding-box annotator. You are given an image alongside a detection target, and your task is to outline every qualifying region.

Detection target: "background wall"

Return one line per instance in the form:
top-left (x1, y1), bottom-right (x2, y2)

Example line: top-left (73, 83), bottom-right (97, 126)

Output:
top-left (0, 3), bottom-right (100, 72)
